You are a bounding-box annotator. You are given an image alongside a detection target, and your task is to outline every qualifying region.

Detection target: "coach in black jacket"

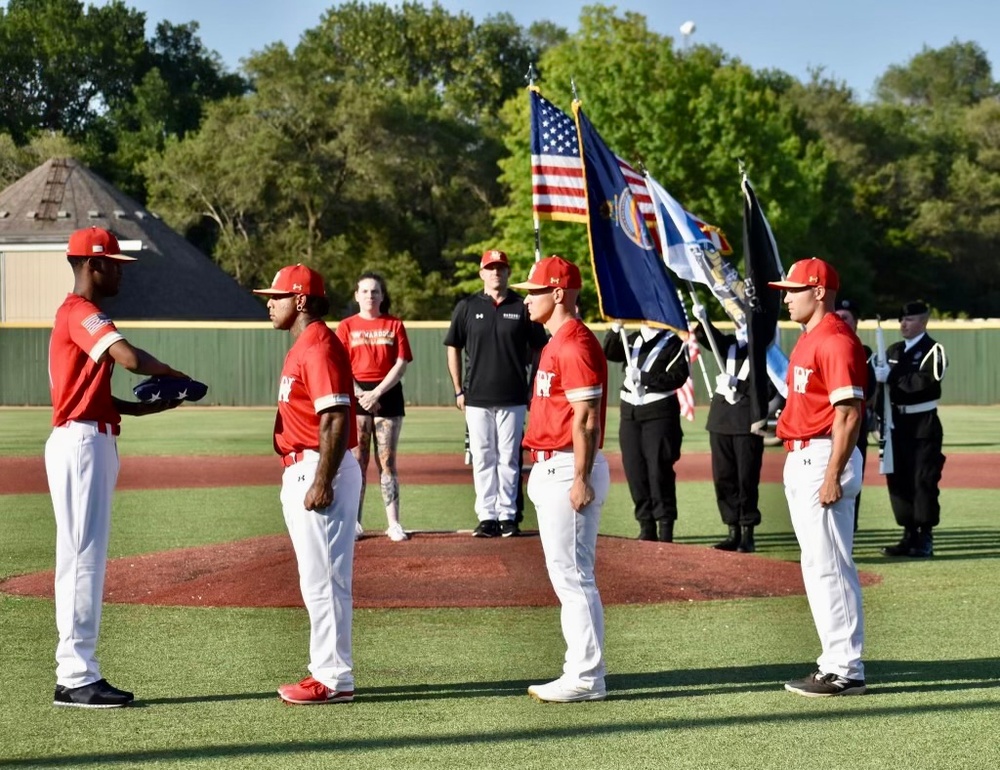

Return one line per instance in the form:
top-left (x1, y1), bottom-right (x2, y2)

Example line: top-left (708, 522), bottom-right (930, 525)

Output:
top-left (604, 323), bottom-right (689, 543)
top-left (876, 301), bottom-right (947, 558)
top-left (692, 317), bottom-right (764, 553)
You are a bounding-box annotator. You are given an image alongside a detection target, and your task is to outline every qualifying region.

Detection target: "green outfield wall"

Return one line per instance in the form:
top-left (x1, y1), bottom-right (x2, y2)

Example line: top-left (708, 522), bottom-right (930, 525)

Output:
top-left (2, 320), bottom-right (997, 407)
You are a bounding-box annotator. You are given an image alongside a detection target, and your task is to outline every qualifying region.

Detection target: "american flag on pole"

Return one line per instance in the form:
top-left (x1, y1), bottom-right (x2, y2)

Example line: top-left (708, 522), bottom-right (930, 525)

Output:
top-left (677, 334), bottom-right (699, 421)
top-left (530, 89), bottom-right (588, 223)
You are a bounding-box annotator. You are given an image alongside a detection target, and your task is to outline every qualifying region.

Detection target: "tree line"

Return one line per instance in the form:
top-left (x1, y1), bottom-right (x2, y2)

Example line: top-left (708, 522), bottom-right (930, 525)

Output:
top-left (2, 0), bottom-right (998, 320)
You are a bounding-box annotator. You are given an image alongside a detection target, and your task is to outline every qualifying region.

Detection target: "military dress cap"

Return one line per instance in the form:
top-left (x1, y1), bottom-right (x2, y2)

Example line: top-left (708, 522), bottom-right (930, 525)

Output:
top-left (837, 298), bottom-right (861, 319)
top-left (899, 301), bottom-right (929, 319)
top-left (133, 376), bottom-right (208, 403)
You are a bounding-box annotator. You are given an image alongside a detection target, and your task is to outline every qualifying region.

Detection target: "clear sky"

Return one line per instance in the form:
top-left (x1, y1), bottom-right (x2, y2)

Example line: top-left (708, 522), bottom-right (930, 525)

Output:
top-left (114, 1), bottom-right (999, 101)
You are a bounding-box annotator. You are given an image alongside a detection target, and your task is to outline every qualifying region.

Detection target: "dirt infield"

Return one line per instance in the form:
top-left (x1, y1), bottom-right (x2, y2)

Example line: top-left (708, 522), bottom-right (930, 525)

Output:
top-left (1, 450), bottom-right (996, 495)
top-left (0, 531), bottom-right (882, 609)
top-left (5, 449), bottom-right (990, 609)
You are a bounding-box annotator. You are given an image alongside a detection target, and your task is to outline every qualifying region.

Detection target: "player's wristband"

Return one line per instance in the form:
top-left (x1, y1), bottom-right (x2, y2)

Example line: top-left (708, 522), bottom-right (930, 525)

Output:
top-left (455, 390), bottom-right (464, 397)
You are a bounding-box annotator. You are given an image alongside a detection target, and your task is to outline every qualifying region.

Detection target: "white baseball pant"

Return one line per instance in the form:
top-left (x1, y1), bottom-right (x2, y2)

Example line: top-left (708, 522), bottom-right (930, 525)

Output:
top-left (466, 405), bottom-right (526, 522)
top-left (280, 450), bottom-right (362, 691)
top-left (527, 450), bottom-right (610, 688)
top-left (44, 420), bottom-right (120, 688)
top-left (783, 438), bottom-right (865, 680)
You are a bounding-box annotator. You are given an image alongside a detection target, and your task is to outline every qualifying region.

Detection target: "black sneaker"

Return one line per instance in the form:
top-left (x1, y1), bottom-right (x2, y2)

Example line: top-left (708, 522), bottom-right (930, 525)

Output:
top-left (53, 679), bottom-right (134, 708)
top-left (784, 671), bottom-right (866, 697)
top-left (499, 520), bottom-right (520, 537)
top-left (472, 520), bottom-right (500, 538)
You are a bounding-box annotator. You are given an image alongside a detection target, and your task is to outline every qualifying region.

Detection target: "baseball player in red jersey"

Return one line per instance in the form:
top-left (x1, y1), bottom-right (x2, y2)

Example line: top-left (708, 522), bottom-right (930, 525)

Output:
top-left (254, 264), bottom-right (363, 705)
top-left (512, 256), bottom-right (611, 703)
top-left (769, 258), bottom-right (869, 697)
top-left (46, 227), bottom-right (189, 708)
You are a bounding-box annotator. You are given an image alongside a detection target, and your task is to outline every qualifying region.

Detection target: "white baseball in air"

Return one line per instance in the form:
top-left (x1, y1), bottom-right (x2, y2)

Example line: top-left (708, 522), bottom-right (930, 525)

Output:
top-left (680, 20), bottom-right (696, 36)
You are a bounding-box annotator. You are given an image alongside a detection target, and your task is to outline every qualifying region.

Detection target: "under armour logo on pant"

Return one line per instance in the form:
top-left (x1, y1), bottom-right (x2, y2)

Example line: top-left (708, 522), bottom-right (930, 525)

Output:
top-left (298, 475), bottom-right (306, 482)
top-left (802, 459), bottom-right (811, 465)
top-left (547, 468), bottom-right (556, 475)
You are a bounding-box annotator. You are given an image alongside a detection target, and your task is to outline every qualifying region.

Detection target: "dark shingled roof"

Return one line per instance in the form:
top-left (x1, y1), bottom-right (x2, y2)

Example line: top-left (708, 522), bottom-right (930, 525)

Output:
top-left (0, 158), bottom-right (266, 320)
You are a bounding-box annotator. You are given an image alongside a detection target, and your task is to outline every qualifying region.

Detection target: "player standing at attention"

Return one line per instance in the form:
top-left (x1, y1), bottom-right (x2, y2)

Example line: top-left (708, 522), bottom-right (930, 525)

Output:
top-left (768, 258), bottom-right (869, 697)
top-left (511, 256), bottom-right (610, 703)
top-left (336, 272), bottom-right (413, 542)
top-left (444, 249), bottom-right (547, 537)
top-left (254, 264), bottom-right (363, 705)
top-left (47, 227), bottom-right (188, 708)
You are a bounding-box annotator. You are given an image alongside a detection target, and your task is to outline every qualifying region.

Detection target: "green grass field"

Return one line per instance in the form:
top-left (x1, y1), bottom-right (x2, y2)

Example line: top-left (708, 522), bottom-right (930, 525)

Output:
top-left (1, 407), bottom-right (999, 769)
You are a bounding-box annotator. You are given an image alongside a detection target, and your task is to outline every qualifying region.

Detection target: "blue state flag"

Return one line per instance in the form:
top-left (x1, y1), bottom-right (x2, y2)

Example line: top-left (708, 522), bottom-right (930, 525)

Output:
top-left (573, 103), bottom-right (686, 331)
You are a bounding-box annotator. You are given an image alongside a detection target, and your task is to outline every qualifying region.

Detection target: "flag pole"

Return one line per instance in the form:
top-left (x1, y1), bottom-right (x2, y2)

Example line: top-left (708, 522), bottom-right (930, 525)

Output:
top-left (525, 64), bottom-right (543, 263)
top-left (683, 285), bottom-right (716, 396)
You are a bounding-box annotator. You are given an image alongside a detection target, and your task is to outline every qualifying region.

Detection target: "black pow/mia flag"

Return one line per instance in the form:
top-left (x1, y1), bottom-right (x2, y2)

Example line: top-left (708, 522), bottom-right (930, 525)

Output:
top-left (741, 173), bottom-right (783, 434)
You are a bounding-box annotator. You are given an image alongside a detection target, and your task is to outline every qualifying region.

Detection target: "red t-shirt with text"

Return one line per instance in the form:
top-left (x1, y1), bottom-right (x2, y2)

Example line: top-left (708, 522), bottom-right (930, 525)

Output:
top-left (777, 312), bottom-right (867, 441)
top-left (523, 319), bottom-right (607, 451)
top-left (335, 314), bottom-right (413, 382)
top-left (274, 321), bottom-right (358, 455)
top-left (48, 294), bottom-right (124, 428)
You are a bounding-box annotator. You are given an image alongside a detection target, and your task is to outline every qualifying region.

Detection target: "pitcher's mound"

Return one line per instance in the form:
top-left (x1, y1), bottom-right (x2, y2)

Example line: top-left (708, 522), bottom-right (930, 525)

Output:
top-left (0, 532), bottom-right (880, 608)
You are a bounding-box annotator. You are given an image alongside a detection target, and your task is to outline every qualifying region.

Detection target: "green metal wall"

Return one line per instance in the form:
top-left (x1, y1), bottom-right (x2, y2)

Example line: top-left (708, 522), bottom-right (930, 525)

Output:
top-left (2, 321), bottom-right (998, 407)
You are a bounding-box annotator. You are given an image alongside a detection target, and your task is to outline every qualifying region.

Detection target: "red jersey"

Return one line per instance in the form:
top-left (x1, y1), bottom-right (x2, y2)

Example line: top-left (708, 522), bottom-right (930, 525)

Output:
top-left (274, 321), bottom-right (358, 455)
top-left (48, 294), bottom-right (124, 428)
top-left (524, 319), bottom-right (607, 451)
top-left (777, 312), bottom-right (867, 441)
top-left (335, 314), bottom-right (413, 382)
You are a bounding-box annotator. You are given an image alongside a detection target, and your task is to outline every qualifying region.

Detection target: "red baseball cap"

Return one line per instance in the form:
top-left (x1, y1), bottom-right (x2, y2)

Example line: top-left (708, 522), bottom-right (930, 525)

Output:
top-left (511, 255), bottom-right (582, 291)
top-left (768, 257), bottom-right (840, 291)
top-left (253, 264), bottom-right (327, 297)
top-left (66, 227), bottom-right (136, 261)
top-left (480, 249), bottom-right (509, 269)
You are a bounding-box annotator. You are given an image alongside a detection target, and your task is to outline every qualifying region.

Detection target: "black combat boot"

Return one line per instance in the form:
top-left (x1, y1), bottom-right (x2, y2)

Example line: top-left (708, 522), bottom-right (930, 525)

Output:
top-left (657, 519), bottom-right (674, 543)
top-left (637, 520), bottom-right (657, 541)
top-left (881, 527), bottom-right (917, 557)
top-left (907, 527), bottom-right (934, 558)
top-left (737, 525), bottom-right (756, 553)
top-left (714, 525), bottom-right (740, 551)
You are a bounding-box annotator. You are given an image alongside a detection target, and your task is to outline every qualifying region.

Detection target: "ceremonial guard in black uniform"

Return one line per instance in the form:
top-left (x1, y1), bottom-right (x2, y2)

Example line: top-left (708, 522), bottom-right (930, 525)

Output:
top-left (692, 316), bottom-right (763, 553)
top-left (876, 301), bottom-right (947, 558)
top-left (604, 323), bottom-right (689, 542)
top-left (834, 298), bottom-right (877, 532)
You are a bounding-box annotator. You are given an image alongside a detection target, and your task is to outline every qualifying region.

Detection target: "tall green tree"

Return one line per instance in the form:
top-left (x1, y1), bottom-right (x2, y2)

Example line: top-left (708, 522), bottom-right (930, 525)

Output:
top-left (0, 0), bottom-right (147, 142)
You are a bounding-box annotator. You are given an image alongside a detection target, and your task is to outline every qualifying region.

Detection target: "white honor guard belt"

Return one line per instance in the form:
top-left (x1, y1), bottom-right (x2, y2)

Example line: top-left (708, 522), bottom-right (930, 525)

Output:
top-left (620, 389), bottom-right (675, 406)
top-left (895, 400), bottom-right (938, 415)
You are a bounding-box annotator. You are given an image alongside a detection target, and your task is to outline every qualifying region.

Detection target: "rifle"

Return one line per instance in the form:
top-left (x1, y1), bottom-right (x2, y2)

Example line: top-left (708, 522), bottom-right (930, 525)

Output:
top-left (875, 316), bottom-right (894, 474)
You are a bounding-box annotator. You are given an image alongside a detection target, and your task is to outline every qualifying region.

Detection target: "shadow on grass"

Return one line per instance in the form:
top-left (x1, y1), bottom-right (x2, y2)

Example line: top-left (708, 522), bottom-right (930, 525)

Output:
top-left (682, 527), bottom-right (1000, 562)
top-left (3, 660), bottom-right (999, 767)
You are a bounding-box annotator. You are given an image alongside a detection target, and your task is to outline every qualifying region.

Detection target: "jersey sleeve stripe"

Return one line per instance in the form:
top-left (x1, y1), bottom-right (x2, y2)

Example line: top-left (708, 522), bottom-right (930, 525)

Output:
top-left (89, 332), bottom-right (123, 363)
top-left (565, 384), bottom-right (604, 402)
top-left (314, 394), bottom-right (351, 412)
top-left (829, 385), bottom-right (863, 405)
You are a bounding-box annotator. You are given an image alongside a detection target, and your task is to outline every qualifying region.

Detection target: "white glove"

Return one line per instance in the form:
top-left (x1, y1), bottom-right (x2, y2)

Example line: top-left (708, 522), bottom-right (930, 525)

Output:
top-left (610, 319), bottom-right (623, 334)
top-left (874, 363), bottom-right (890, 384)
top-left (625, 365), bottom-right (642, 385)
top-left (621, 375), bottom-right (638, 394)
top-left (691, 303), bottom-right (706, 321)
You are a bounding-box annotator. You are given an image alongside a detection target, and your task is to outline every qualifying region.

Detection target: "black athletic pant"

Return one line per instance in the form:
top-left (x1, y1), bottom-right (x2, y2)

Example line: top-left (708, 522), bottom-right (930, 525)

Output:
top-left (620, 414), bottom-right (681, 525)
top-left (709, 431), bottom-right (763, 527)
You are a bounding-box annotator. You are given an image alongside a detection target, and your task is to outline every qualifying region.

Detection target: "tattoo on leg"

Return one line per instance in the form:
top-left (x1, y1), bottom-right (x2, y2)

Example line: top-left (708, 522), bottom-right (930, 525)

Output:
top-left (373, 416), bottom-right (402, 507)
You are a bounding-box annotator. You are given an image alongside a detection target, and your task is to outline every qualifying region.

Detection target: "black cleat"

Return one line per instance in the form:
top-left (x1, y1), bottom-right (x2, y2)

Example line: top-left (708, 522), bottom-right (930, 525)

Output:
top-left (54, 679), bottom-right (134, 709)
top-left (472, 520), bottom-right (500, 538)
top-left (880, 528), bottom-right (917, 557)
top-left (784, 670), bottom-right (866, 697)
top-left (499, 520), bottom-right (521, 537)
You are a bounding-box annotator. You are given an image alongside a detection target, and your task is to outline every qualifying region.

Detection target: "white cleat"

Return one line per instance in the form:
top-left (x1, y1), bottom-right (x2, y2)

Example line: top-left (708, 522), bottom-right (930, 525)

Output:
top-left (354, 521), bottom-right (365, 539)
top-left (527, 678), bottom-right (607, 703)
top-left (386, 523), bottom-right (409, 542)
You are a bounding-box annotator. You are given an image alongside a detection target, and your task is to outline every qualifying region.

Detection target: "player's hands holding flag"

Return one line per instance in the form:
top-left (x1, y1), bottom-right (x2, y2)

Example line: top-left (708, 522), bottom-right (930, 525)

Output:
top-left (874, 363), bottom-right (890, 383)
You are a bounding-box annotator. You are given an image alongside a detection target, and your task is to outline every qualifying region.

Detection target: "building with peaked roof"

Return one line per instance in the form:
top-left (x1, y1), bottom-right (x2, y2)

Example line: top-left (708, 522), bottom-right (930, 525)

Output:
top-left (0, 157), bottom-right (266, 322)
